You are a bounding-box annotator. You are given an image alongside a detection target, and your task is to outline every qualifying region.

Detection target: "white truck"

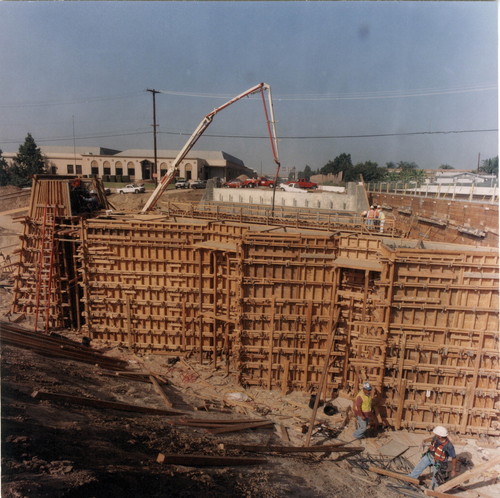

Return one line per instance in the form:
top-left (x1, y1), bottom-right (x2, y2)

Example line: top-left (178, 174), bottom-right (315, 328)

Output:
top-left (116, 184), bottom-right (145, 194)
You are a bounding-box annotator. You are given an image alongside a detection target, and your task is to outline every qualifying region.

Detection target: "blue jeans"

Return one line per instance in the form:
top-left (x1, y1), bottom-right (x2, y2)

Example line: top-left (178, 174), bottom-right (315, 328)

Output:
top-left (408, 452), bottom-right (441, 489)
top-left (353, 416), bottom-right (369, 439)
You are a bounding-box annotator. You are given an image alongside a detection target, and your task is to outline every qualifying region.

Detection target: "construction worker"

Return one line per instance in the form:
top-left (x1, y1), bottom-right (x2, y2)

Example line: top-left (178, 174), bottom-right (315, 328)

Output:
top-left (353, 381), bottom-right (373, 439)
top-left (378, 207), bottom-right (386, 233)
top-left (366, 206), bottom-right (376, 229)
top-left (408, 425), bottom-right (457, 489)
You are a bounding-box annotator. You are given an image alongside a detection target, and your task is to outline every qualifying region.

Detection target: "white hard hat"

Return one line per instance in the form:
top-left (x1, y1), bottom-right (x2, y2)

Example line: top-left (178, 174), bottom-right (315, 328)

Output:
top-left (433, 426), bottom-right (448, 437)
top-left (362, 382), bottom-right (372, 391)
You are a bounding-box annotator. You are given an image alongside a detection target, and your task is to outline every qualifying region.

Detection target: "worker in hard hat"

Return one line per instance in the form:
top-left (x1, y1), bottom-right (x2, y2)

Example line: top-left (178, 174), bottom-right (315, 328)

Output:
top-left (408, 426), bottom-right (458, 489)
top-left (353, 381), bottom-right (373, 439)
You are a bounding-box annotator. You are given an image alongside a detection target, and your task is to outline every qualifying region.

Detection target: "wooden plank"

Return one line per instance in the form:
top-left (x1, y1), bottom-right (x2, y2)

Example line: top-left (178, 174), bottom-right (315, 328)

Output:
top-left (220, 443), bottom-right (363, 454)
top-left (368, 466), bottom-right (420, 485)
top-left (424, 490), bottom-right (456, 498)
top-left (149, 375), bottom-right (174, 409)
top-left (206, 420), bottom-right (274, 435)
top-left (32, 390), bottom-right (184, 416)
top-left (435, 454), bottom-right (500, 493)
top-left (279, 424), bottom-right (290, 443)
top-left (305, 311), bottom-right (340, 446)
top-left (281, 359), bottom-right (290, 395)
top-left (156, 453), bottom-right (267, 467)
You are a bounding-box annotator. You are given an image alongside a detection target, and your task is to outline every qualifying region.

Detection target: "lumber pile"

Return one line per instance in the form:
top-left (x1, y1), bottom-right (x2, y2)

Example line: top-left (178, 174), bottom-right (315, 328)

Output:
top-left (0, 321), bottom-right (128, 370)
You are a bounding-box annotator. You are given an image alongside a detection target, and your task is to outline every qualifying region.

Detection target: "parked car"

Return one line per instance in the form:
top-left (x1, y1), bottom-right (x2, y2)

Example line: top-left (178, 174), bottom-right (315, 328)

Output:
top-left (175, 180), bottom-right (189, 189)
top-left (116, 184), bottom-right (145, 194)
top-left (223, 179), bottom-right (242, 188)
top-left (190, 180), bottom-right (206, 189)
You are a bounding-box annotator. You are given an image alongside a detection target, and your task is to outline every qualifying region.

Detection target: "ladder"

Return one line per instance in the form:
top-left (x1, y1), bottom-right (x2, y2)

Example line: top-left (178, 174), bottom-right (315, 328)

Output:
top-left (33, 205), bottom-right (57, 333)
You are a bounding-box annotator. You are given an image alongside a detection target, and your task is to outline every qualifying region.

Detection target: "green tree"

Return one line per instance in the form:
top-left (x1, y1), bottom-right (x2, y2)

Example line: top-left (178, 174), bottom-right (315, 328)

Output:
top-left (0, 149), bottom-right (10, 186)
top-left (479, 156), bottom-right (498, 176)
top-left (10, 133), bottom-right (46, 187)
top-left (397, 160), bottom-right (418, 170)
top-left (320, 153), bottom-right (352, 175)
top-left (439, 164), bottom-right (454, 170)
top-left (345, 161), bottom-right (386, 183)
top-left (297, 164), bottom-right (314, 180)
top-left (385, 161), bottom-right (397, 169)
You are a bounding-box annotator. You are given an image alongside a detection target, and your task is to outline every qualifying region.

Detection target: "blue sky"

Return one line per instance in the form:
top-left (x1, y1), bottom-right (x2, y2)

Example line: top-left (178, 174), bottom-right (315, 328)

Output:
top-left (0, 1), bottom-right (497, 175)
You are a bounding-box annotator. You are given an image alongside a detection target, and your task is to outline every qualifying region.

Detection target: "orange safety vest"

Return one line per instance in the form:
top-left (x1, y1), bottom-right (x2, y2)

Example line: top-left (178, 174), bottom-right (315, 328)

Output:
top-left (429, 437), bottom-right (448, 462)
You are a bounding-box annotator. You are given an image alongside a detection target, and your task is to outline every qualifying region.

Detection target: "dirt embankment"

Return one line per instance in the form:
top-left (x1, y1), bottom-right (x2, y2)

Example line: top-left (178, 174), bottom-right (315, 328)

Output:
top-left (108, 188), bottom-right (205, 212)
top-left (1, 333), bottom-right (410, 498)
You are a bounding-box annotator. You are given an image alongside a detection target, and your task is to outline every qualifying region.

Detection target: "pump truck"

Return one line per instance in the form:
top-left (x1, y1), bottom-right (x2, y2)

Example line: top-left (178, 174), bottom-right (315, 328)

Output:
top-left (141, 82), bottom-right (281, 213)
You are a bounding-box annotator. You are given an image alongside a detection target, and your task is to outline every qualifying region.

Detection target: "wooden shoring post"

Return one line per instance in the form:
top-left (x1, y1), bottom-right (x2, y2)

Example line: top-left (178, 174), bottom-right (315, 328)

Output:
top-left (267, 296), bottom-right (276, 390)
top-left (181, 295), bottom-right (186, 349)
top-left (395, 378), bottom-right (407, 430)
top-left (362, 269), bottom-right (370, 321)
top-left (125, 293), bottom-right (133, 348)
top-left (321, 265), bottom-right (339, 400)
top-left (378, 258), bottom-right (396, 388)
top-left (342, 295), bottom-right (354, 388)
top-left (198, 248), bottom-right (203, 364)
top-left (304, 300), bottom-right (313, 388)
top-left (460, 326), bottom-right (485, 433)
top-left (212, 250), bottom-right (219, 368)
top-left (224, 322), bottom-right (230, 374)
top-left (282, 358), bottom-right (290, 395)
top-left (304, 311), bottom-right (340, 447)
top-left (79, 219), bottom-right (91, 332)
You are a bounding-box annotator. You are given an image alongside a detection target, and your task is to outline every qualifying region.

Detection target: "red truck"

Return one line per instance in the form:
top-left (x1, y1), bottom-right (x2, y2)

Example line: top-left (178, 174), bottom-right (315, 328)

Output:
top-left (286, 178), bottom-right (318, 189)
top-left (241, 176), bottom-right (276, 188)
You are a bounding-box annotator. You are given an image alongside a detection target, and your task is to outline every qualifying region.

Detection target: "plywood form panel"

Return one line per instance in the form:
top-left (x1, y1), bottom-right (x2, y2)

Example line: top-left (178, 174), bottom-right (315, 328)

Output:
top-left (79, 216), bottom-right (498, 435)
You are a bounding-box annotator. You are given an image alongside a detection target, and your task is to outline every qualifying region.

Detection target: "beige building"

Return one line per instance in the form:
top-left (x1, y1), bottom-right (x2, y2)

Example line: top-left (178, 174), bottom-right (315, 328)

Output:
top-left (4, 146), bottom-right (252, 182)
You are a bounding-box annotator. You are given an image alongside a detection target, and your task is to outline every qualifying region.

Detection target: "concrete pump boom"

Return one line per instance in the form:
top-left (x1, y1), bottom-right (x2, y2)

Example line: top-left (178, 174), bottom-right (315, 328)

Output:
top-left (141, 82), bottom-right (280, 213)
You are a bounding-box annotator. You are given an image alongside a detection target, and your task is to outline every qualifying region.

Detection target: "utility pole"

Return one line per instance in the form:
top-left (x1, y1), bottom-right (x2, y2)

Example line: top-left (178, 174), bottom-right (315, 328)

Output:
top-left (477, 152), bottom-right (481, 173)
top-left (147, 89), bottom-right (160, 184)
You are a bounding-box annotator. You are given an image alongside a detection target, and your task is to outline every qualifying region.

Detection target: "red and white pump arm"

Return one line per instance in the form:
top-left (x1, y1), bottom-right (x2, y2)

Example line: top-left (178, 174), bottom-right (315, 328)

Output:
top-left (141, 82), bottom-right (280, 213)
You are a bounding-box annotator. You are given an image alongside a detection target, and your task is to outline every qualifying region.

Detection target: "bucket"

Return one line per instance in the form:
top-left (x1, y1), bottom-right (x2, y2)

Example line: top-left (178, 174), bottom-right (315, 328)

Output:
top-left (323, 403), bottom-right (338, 416)
top-left (309, 394), bottom-right (324, 409)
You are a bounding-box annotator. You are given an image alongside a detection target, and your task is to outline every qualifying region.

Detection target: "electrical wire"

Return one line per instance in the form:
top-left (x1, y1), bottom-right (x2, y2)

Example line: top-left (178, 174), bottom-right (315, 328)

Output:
top-left (0, 92), bottom-right (144, 109)
top-left (157, 84), bottom-right (497, 101)
top-left (0, 128), bottom-right (496, 145)
top-left (158, 128), bottom-right (497, 139)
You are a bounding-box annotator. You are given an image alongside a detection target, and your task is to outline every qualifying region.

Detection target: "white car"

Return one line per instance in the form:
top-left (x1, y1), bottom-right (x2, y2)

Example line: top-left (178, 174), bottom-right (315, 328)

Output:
top-left (116, 184), bottom-right (145, 194)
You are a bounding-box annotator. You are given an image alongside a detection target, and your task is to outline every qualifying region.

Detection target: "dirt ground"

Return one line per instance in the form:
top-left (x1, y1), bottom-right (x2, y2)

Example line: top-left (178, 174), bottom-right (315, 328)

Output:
top-left (107, 187), bottom-right (206, 212)
top-left (1, 188), bottom-right (499, 498)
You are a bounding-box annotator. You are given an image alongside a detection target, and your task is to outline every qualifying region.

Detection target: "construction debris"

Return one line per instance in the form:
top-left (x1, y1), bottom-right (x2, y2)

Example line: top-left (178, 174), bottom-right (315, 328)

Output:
top-left (156, 453), bottom-right (268, 467)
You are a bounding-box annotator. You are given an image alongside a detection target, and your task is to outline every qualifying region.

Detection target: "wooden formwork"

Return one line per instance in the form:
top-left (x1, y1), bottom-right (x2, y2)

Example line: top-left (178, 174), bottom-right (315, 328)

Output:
top-left (79, 213), bottom-right (499, 436)
top-left (12, 176), bottom-right (110, 330)
top-left (80, 216), bottom-right (245, 362)
top-left (10, 178), bottom-right (499, 436)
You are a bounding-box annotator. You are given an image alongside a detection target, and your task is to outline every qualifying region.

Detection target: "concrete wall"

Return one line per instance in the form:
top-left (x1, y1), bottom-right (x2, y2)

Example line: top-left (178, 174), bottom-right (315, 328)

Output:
top-left (371, 192), bottom-right (499, 247)
top-left (213, 182), bottom-right (369, 212)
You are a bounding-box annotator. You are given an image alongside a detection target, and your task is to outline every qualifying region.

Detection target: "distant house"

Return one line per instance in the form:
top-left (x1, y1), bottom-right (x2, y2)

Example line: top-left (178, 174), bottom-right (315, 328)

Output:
top-left (3, 147), bottom-right (252, 182)
top-left (433, 171), bottom-right (497, 187)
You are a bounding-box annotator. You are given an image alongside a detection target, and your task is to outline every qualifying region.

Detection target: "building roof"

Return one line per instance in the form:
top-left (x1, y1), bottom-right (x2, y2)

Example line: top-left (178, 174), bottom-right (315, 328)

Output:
top-left (38, 146), bottom-right (121, 156)
top-left (112, 149), bottom-right (244, 166)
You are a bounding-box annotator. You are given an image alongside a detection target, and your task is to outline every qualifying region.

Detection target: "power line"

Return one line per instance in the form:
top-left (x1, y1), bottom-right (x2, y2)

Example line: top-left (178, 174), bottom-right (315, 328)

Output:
top-left (0, 83), bottom-right (496, 109)
top-left (0, 130), bottom-right (151, 144)
top-left (159, 128), bottom-right (498, 139)
top-left (157, 84), bottom-right (497, 101)
top-left (0, 128), bottom-right (496, 145)
top-left (0, 92), bottom-right (144, 109)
